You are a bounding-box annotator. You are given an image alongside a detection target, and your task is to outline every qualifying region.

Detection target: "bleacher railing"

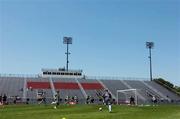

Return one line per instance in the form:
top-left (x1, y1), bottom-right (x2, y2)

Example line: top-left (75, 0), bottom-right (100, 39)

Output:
top-left (0, 73), bottom-right (40, 78)
top-left (0, 73), bottom-right (149, 81)
top-left (86, 76), bottom-right (149, 81)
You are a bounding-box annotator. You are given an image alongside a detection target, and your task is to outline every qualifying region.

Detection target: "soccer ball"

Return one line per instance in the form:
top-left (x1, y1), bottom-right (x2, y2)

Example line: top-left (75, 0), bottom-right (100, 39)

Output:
top-left (99, 107), bottom-right (102, 111)
top-left (54, 106), bottom-right (57, 109)
top-left (62, 118), bottom-right (66, 119)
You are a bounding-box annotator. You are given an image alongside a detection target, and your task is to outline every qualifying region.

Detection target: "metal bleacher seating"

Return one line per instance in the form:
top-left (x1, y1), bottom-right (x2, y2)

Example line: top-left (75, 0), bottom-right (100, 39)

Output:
top-left (0, 75), bottom-right (180, 104)
top-left (77, 78), bottom-right (104, 102)
top-left (145, 81), bottom-right (180, 102)
top-left (0, 77), bottom-right (24, 97)
top-left (100, 79), bottom-right (128, 96)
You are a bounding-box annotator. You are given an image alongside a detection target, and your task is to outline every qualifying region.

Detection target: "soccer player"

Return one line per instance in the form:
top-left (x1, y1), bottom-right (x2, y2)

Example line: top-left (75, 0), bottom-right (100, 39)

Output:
top-left (74, 96), bottom-right (78, 104)
top-left (86, 95), bottom-right (90, 104)
top-left (65, 96), bottom-right (69, 104)
top-left (3, 94), bottom-right (7, 105)
top-left (42, 92), bottom-right (46, 105)
top-left (0, 94), bottom-right (3, 106)
top-left (103, 89), bottom-right (112, 113)
top-left (130, 96), bottom-right (135, 106)
top-left (152, 95), bottom-right (157, 106)
top-left (51, 94), bottom-right (58, 109)
top-left (56, 91), bottom-right (60, 106)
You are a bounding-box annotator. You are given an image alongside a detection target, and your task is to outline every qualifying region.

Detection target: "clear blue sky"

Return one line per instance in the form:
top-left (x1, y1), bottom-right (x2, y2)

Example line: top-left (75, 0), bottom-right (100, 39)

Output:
top-left (0, 0), bottom-right (180, 85)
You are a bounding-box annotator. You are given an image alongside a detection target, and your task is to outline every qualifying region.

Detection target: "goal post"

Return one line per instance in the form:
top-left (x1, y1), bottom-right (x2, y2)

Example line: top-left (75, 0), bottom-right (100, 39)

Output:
top-left (116, 89), bottom-right (138, 105)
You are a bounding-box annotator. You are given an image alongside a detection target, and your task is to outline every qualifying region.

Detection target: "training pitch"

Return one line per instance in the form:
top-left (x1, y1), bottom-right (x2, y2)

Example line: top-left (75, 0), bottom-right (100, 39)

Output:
top-left (0, 104), bottom-right (180, 119)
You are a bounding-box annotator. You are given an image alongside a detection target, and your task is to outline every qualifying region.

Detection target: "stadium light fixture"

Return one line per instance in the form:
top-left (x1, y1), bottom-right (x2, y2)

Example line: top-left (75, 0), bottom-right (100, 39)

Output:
top-left (146, 42), bottom-right (154, 81)
top-left (63, 37), bottom-right (72, 71)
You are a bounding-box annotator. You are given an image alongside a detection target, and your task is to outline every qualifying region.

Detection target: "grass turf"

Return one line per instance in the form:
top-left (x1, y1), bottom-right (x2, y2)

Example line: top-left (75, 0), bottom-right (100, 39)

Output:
top-left (0, 104), bottom-right (180, 119)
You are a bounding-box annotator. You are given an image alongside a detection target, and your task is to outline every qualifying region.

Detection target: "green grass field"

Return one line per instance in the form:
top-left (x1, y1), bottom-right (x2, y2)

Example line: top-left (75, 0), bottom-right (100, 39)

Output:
top-left (0, 104), bottom-right (180, 119)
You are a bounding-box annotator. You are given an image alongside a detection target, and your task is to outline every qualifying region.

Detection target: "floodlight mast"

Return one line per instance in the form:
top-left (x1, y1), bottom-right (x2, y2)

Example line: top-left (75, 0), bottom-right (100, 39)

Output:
top-left (146, 42), bottom-right (154, 81)
top-left (63, 37), bottom-right (72, 71)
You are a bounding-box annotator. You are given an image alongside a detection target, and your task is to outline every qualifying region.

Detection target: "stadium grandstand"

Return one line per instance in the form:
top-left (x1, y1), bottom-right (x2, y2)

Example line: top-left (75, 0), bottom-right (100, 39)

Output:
top-left (0, 68), bottom-right (179, 105)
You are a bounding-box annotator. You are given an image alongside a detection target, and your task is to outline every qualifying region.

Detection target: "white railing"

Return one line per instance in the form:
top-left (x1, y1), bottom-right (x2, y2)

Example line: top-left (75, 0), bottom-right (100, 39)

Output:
top-left (0, 73), bottom-right (149, 81)
top-left (75, 78), bottom-right (87, 98)
top-left (86, 76), bottom-right (149, 81)
top-left (0, 73), bottom-right (40, 78)
top-left (49, 77), bottom-right (56, 98)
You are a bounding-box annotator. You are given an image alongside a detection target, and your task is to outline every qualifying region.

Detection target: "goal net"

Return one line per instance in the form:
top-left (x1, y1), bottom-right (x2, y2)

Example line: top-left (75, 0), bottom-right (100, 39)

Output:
top-left (116, 89), bottom-right (138, 105)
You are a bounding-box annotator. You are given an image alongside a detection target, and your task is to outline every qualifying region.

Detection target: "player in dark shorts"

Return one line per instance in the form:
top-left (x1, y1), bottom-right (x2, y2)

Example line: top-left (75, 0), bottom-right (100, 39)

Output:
top-left (130, 96), bottom-right (135, 105)
top-left (103, 89), bottom-right (112, 112)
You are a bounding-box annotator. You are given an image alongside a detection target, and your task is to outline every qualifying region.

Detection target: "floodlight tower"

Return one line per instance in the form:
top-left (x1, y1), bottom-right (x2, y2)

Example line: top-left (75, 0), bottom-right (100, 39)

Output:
top-left (63, 37), bottom-right (72, 71)
top-left (146, 42), bottom-right (154, 81)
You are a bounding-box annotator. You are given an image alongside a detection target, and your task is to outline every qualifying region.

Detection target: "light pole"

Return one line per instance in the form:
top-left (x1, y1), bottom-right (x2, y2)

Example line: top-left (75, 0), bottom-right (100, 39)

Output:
top-left (63, 37), bottom-right (72, 71)
top-left (146, 42), bottom-right (154, 81)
